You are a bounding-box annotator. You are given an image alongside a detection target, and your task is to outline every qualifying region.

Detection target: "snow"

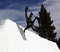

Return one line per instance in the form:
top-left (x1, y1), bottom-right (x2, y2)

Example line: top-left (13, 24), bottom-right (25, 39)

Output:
top-left (0, 19), bottom-right (60, 52)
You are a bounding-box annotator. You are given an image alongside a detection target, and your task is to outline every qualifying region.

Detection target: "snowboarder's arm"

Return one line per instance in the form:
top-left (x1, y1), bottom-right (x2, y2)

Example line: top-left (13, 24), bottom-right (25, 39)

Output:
top-left (29, 12), bottom-right (33, 20)
top-left (25, 7), bottom-right (29, 20)
top-left (32, 18), bottom-right (36, 24)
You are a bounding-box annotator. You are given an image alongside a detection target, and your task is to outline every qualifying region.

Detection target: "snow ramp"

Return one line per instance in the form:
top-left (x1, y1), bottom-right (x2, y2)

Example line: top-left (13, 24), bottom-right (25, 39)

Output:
top-left (0, 19), bottom-right (59, 52)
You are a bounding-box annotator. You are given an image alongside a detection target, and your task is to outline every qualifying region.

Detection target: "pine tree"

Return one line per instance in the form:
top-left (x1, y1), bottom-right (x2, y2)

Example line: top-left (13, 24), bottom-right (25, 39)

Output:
top-left (32, 4), bottom-right (57, 41)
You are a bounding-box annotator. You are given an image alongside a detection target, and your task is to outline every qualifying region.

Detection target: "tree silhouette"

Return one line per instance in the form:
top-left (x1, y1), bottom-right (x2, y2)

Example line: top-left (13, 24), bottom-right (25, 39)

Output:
top-left (32, 4), bottom-right (57, 41)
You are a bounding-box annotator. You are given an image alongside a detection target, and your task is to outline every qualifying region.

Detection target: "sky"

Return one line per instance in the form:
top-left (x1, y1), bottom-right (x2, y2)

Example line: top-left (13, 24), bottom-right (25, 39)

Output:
top-left (0, 0), bottom-right (45, 25)
top-left (0, 0), bottom-right (60, 38)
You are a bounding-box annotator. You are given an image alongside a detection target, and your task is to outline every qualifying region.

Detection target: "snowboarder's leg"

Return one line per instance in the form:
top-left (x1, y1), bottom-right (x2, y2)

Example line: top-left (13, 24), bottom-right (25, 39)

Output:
top-left (24, 25), bottom-right (31, 32)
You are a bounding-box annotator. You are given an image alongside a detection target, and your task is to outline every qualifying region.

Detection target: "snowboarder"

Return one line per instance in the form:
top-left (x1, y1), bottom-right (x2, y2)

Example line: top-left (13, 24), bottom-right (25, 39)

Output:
top-left (24, 7), bottom-right (36, 32)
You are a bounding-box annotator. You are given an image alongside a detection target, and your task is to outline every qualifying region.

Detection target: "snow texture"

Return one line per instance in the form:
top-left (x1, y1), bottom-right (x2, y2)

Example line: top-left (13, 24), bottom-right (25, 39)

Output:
top-left (17, 25), bottom-right (27, 40)
top-left (0, 19), bottom-right (60, 52)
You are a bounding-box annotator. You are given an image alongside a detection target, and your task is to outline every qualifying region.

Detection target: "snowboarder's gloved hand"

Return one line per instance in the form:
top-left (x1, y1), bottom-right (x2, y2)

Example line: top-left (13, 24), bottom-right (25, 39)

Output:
top-left (25, 6), bottom-right (28, 11)
top-left (31, 12), bottom-right (33, 15)
top-left (35, 17), bottom-right (38, 19)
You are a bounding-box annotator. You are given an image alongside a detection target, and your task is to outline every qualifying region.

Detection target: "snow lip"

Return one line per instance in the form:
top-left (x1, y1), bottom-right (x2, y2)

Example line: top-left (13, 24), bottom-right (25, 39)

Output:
top-left (5, 19), bottom-right (27, 40)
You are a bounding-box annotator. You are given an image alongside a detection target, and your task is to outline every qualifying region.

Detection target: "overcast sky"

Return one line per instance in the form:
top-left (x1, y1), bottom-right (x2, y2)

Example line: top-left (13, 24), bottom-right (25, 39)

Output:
top-left (0, 0), bottom-right (60, 38)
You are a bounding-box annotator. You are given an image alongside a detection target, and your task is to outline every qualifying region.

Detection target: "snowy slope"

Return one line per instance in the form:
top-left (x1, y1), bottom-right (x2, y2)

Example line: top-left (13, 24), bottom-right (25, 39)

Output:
top-left (0, 19), bottom-right (59, 52)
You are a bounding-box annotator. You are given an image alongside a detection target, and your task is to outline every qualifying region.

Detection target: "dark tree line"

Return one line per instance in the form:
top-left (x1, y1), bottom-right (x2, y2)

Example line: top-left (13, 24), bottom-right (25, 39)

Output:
top-left (24, 4), bottom-right (60, 49)
top-left (32, 4), bottom-right (57, 41)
